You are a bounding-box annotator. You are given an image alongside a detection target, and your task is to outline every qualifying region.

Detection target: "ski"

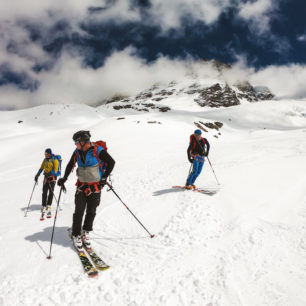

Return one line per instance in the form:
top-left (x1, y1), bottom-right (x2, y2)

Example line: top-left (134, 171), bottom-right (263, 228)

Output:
top-left (74, 247), bottom-right (99, 278)
top-left (83, 245), bottom-right (110, 271)
top-left (172, 185), bottom-right (202, 192)
top-left (67, 228), bottom-right (109, 274)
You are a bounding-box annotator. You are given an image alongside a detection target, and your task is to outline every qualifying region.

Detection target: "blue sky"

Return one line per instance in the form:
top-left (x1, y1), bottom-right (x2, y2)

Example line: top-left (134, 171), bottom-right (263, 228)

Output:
top-left (1, 0), bottom-right (306, 109)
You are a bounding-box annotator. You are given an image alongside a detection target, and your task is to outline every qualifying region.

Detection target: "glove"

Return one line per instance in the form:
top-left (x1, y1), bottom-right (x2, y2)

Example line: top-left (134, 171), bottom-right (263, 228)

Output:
top-left (57, 177), bottom-right (67, 186)
top-left (203, 152), bottom-right (208, 157)
top-left (189, 158), bottom-right (194, 164)
top-left (100, 178), bottom-right (107, 188)
top-left (34, 174), bottom-right (39, 182)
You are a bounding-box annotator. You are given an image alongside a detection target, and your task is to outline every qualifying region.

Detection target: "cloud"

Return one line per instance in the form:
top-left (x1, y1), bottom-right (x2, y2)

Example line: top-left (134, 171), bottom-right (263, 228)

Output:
top-left (0, 0), bottom-right (305, 110)
top-left (1, 47), bottom-right (306, 110)
top-left (238, 0), bottom-right (275, 34)
top-left (249, 64), bottom-right (306, 99)
top-left (0, 48), bottom-right (192, 109)
top-left (297, 34), bottom-right (306, 42)
top-left (146, 0), bottom-right (231, 31)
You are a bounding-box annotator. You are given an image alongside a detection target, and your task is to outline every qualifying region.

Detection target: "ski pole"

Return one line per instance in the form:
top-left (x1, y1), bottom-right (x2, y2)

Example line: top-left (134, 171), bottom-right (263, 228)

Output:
top-left (47, 185), bottom-right (66, 259)
top-left (195, 137), bottom-right (220, 185)
top-left (186, 163), bottom-right (193, 181)
top-left (207, 156), bottom-right (220, 185)
top-left (24, 181), bottom-right (37, 217)
top-left (106, 183), bottom-right (155, 238)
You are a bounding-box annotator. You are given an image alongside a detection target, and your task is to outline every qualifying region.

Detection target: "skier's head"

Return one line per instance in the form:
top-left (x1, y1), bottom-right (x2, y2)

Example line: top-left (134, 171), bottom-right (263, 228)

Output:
top-left (194, 129), bottom-right (202, 136)
top-left (73, 130), bottom-right (91, 143)
top-left (73, 130), bottom-right (91, 151)
top-left (194, 129), bottom-right (202, 140)
top-left (45, 148), bottom-right (52, 158)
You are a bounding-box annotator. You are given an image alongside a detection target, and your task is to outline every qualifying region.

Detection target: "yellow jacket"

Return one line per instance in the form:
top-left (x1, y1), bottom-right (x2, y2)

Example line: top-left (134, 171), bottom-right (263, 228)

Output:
top-left (40, 158), bottom-right (59, 175)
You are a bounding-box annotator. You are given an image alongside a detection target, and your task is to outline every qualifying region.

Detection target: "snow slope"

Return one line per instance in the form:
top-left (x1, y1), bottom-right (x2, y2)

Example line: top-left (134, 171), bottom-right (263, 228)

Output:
top-left (0, 98), bottom-right (306, 306)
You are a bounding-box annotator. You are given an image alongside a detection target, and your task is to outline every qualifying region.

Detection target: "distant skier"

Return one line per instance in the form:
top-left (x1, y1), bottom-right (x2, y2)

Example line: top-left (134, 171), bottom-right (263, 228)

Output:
top-left (185, 129), bottom-right (210, 190)
top-left (35, 148), bottom-right (60, 217)
top-left (57, 130), bottom-right (115, 250)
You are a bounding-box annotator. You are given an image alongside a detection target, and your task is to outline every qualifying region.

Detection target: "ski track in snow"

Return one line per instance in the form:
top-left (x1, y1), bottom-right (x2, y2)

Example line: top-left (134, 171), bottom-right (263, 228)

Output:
top-left (1, 100), bottom-right (306, 306)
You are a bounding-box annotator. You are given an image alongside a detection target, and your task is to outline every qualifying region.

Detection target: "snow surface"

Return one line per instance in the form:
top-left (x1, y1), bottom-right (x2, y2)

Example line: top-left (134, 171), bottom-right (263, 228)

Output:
top-left (1, 98), bottom-right (306, 306)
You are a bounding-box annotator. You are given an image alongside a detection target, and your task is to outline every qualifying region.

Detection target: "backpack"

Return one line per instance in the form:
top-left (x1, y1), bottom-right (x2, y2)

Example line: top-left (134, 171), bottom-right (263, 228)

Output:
top-left (189, 134), bottom-right (205, 153)
top-left (92, 141), bottom-right (108, 172)
top-left (73, 140), bottom-right (108, 173)
top-left (51, 154), bottom-right (62, 177)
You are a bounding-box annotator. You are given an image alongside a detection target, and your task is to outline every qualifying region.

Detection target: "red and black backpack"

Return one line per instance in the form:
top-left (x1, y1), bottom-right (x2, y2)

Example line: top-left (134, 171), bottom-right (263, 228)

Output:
top-left (189, 134), bottom-right (205, 153)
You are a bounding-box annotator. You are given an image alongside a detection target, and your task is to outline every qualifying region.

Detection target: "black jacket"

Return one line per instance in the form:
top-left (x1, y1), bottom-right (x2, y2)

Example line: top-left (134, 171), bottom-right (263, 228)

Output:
top-left (187, 137), bottom-right (210, 162)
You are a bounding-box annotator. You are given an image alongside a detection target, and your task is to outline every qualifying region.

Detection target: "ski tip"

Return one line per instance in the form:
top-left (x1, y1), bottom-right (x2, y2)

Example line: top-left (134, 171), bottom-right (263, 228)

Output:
top-left (88, 271), bottom-right (99, 278)
top-left (97, 266), bottom-right (110, 271)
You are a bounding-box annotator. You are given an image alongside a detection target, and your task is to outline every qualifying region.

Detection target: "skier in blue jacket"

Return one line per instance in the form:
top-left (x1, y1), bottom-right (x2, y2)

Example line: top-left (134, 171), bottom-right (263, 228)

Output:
top-left (186, 129), bottom-right (210, 190)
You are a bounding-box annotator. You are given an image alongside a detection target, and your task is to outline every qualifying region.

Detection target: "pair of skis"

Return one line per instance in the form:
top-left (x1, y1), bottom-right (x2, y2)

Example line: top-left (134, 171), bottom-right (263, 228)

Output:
top-left (68, 229), bottom-right (109, 278)
top-left (172, 185), bottom-right (204, 193)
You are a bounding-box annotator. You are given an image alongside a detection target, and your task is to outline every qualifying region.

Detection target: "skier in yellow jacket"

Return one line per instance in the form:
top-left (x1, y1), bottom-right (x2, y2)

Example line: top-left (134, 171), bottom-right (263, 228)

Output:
top-left (34, 148), bottom-right (59, 217)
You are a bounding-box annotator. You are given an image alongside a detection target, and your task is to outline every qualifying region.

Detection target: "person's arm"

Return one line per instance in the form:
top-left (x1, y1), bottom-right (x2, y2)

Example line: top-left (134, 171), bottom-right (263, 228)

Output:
top-left (35, 160), bottom-right (44, 181)
top-left (187, 143), bottom-right (193, 163)
top-left (204, 138), bottom-right (210, 156)
top-left (62, 152), bottom-right (76, 180)
top-left (99, 150), bottom-right (115, 180)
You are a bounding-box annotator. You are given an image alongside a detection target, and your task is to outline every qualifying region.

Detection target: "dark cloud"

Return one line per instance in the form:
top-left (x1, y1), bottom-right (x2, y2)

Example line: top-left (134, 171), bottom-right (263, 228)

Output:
top-left (0, 64), bottom-right (39, 91)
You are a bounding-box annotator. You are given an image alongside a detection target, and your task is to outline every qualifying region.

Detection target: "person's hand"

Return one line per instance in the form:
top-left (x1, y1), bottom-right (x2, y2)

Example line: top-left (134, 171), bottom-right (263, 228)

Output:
top-left (57, 177), bottom-right (67, 186)
top-left (189, 158), bottom-right (194, 164)
top-left (34, 174), bottom-right (39, 182)
top-left (100, 178), bottom-right (107, 188)
top-left (203, 152), bottom-right (208, 157)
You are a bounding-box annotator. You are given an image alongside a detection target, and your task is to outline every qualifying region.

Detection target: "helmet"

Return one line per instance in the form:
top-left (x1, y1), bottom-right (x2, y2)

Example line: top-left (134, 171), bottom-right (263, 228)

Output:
top-left (194, 129), bottom-right (202, 136)
top-left (73, 130), bottom-right (91, 143)
top-left (45, 148), bottom-right (52, 154)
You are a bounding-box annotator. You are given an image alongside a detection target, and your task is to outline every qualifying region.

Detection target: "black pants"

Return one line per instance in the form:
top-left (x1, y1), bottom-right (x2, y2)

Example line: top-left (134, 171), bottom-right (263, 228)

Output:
top-left (42, 181), bottom-right (56, 207)
top-left (72, 191), bottom-right (101, 236)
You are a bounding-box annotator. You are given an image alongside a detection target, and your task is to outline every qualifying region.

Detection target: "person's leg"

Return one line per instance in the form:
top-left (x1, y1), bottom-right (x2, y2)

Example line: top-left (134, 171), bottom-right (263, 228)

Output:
top-left (42, 181), bottom-right (48, 207)
top-left (72, 191), bottom-right (87, 236)
top-left (83, 192), bottom-right (101, 232)
top-left (47, 181), bottom-right (56, 206)
top-left (190, 158), bottom-right (205, 185)
top-left (187, 160), bottom-right (199, 185)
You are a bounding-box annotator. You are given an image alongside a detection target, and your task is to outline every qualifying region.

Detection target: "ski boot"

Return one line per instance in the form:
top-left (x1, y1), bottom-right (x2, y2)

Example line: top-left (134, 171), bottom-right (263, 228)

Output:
top-left (185, 184), bottom-right (192, 190)
top-left (40, 207), bottom-right (46, 221)
top-left (73, 235), bottom-right (83, 250)
top-left (192, 185), bottom-right (197, 190)
top-left (46, 206), bottom-right (52, 218)
top-left (81, 230), bottom-right (91, 249)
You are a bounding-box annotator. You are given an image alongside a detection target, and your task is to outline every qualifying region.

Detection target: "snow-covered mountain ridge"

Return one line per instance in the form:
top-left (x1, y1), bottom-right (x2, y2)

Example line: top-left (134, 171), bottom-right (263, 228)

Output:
top-left (99, 77), bottom-right (274, 113)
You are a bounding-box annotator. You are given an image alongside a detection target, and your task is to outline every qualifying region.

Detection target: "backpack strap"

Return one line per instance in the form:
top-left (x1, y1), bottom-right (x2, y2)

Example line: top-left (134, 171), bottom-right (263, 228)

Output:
top-left (72, 149), bottom-right (78, 172)
top-left (190, 135), bottom-right (197, 152)
top-left (72, 145), bottom-right (104, 172)
top-left (93, 144), bottom-right (104, 170)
